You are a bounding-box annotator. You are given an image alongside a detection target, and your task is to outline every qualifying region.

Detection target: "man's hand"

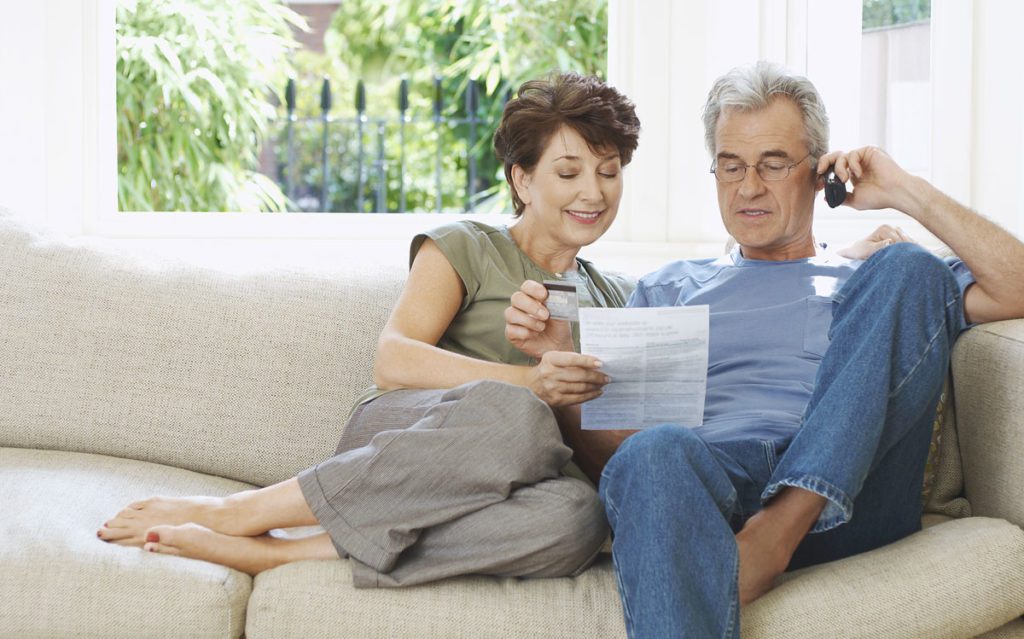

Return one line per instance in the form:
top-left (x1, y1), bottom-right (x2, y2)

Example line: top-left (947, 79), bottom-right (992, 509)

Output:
top-left (817, 146), bottom-right (922, 215)
top-left (820, 145), bottom-right (1024, 323)
top-left (505, 280), bottom-right (575, 359)
top-left (836, 224), bottom-right (915, 260)
top-left (524, 351), bottom-right (609, 407)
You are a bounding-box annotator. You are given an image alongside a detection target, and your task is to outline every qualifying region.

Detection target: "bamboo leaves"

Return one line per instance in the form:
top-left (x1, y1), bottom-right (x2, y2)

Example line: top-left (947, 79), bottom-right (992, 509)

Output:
top-left (116, 0), bottom-right (305, 212)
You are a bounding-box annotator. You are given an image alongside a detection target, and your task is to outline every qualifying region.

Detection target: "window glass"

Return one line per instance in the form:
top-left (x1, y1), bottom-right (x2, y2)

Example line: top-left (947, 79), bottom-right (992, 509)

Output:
top-left (860, 0), bottom-right (932, 179)
top-left (115, 0), bottom-right (608, 214)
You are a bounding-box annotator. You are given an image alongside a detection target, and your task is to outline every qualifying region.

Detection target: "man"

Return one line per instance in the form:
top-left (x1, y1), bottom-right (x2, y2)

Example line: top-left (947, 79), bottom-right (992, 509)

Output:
top-left (505, 61), bottom-right (1024, 638)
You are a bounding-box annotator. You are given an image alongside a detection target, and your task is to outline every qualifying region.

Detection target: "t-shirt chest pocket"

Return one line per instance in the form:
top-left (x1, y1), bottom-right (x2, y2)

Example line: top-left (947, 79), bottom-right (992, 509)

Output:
top-left (803, 295), bottom-right (834, 357)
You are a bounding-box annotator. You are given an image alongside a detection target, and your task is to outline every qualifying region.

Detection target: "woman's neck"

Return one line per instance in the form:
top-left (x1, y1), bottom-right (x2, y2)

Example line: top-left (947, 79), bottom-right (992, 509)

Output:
top-left (508, 221), bottom-right (579, 274)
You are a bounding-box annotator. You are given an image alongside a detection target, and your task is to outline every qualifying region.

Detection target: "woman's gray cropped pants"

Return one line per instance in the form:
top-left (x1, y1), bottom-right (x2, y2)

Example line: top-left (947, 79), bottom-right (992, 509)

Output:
top-left (296, 380), bottom-right (608, 588)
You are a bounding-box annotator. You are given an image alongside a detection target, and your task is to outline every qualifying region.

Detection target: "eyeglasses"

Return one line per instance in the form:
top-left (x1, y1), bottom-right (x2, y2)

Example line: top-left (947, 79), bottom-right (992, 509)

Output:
top-left (710, 153), bottom-right (812, 183)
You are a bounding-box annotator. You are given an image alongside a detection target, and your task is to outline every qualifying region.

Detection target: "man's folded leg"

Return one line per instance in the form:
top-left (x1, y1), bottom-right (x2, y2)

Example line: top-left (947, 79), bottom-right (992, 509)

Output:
top-left (764, 244), bottom-right (964, 559)
top-left (600, 424), bottom-right (758, 639)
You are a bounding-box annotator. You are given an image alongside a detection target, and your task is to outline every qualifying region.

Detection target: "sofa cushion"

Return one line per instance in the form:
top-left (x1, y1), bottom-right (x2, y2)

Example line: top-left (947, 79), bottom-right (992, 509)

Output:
top-left (0, 211), bottom-right (406, 486)
top-left (954, 319), bottom-right (1024, 528)
top-left (0, 447), bottom-right (253, 638)
top-left (245, 555), bottom-right (628, 639)
top-left (745, 517), bottom-right (1024, 639)
top-left (245, 517), bottom-right (1024, 639)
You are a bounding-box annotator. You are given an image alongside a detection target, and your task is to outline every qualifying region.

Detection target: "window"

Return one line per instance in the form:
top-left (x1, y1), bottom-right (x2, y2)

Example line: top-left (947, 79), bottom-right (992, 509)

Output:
top-left (5, 0), bottom-right (1021, 244)
top-left (860, 1), bottom-right (932, 181)
top-left (114, 0), bottom-right (609, 216)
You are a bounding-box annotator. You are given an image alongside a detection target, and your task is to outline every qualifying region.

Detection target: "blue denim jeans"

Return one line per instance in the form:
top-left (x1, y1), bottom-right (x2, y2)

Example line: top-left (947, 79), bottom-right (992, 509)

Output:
top-left (599, 244), bottom-right (966, 639)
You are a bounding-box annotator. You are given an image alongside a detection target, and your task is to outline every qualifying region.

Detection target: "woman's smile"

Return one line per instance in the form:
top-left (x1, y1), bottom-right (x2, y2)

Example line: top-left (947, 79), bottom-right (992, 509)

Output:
top-left (566, 209), bottom-right (605, 224)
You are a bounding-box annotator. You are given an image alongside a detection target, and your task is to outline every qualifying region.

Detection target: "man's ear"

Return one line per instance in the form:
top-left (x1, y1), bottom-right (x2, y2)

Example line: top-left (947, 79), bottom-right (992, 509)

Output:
top-left (511, 164), bottom-right (532, 206)
top-left (813, 170), bottom-right (826, 193)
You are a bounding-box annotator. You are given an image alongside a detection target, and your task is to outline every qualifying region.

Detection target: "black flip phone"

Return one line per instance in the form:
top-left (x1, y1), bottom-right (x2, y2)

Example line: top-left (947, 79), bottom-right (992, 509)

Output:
top-left (823, 166), bottom-right (847, 208)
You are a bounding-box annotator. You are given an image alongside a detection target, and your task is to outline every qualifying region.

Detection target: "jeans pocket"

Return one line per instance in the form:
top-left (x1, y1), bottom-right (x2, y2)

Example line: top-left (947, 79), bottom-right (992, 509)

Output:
top-left (803, 295), bottom-right (834, 357)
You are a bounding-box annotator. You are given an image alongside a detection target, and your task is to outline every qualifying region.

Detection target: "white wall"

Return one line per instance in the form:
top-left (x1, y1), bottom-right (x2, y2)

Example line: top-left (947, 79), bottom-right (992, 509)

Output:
top-left (0, 1), bottom-right (48, 222)
top-left (968, 0), bottom-right (1024, 236)
top-left (0, 0), bottom-right (110, 235)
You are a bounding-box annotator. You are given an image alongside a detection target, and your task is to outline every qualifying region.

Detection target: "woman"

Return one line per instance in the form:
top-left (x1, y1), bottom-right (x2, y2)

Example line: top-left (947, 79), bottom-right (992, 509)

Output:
top-left (97, 72), bottom-right (642, 587)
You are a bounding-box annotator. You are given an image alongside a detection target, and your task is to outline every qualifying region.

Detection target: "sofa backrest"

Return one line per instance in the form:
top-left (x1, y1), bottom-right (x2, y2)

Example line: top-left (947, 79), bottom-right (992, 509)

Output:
top-left (0, 212), bottom-right (406, 486)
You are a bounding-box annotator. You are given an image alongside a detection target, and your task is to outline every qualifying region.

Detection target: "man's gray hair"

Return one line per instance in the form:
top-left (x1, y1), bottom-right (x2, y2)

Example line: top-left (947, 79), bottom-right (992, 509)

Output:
top-left (702, 61), bottom-right (830, 160)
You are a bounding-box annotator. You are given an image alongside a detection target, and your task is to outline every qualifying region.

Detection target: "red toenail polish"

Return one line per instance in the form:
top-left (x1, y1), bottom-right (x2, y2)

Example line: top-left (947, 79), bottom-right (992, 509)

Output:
top-left (146, 532), bottom-right (160, 543)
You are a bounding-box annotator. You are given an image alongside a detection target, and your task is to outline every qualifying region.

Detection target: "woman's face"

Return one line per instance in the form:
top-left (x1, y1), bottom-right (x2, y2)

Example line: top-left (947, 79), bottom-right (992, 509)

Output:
top-left (513, 125), bottom-right (623, 252)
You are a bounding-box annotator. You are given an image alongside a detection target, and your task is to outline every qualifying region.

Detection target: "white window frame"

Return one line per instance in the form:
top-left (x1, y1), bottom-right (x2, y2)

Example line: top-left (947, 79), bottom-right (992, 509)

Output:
top-left (48, 0), bottom-right (513, 239)
top-left (6, 0), bottom-right (1022, 246)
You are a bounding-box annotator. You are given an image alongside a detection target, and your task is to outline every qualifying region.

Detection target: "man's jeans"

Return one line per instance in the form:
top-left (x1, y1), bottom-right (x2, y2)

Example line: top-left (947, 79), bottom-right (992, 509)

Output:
top-left (599, 244), bottom-right (966, 639)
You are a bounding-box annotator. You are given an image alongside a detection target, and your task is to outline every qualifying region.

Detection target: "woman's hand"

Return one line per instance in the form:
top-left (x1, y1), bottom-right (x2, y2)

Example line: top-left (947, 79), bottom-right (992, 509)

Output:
top-left (524, 351), bottom-right (609, 407)
top-left (836, 224), bottom-right (915, 260)
top-left (505, 280), bottom-right (575, 360)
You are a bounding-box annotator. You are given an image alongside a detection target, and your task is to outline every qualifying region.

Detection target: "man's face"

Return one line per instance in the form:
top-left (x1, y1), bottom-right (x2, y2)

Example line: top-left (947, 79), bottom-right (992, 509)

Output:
top-left (713, 97), bottom-right (822, 261)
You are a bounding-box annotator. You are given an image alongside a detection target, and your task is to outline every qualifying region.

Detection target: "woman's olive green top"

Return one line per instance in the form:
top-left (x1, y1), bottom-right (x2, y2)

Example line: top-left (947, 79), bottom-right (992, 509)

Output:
top-left (351, 220), bottom-right (635, 411)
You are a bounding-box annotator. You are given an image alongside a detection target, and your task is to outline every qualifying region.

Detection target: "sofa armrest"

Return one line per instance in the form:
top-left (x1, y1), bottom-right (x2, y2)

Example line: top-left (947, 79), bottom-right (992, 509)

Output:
top-left (952, 319), bottom-right (1024, 528)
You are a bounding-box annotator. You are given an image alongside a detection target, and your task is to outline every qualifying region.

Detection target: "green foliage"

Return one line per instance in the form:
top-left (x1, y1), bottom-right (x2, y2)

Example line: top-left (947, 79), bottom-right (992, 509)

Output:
top-left (116, 0), bottom-right (306, 211)
top-left (270, 50), bottom-right (472, 213)
top-left (863, 0), bottom-right (931, 29)
top-left (117, 0), bottom-right (607, 213)
top-left (312, 0), bottom-right (608, 213)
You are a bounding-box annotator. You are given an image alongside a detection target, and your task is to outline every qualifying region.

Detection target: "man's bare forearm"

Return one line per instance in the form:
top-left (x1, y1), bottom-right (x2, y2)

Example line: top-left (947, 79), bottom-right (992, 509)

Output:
top-left (552, 405), bottom-right (636, 485)
top-left (901, 178), bottom-right (1024, 323)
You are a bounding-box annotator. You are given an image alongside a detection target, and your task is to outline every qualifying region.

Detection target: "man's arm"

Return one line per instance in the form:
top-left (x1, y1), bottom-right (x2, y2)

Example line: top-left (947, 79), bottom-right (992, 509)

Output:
top-left (552, 405), bottom-right (636, 485)
top-left (821, 147), bottom-right (1024, 324)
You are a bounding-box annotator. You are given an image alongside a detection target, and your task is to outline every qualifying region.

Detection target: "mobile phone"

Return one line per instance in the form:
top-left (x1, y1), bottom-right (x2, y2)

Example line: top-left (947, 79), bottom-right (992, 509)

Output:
top-left (824, 165), bottom-right (847, 208)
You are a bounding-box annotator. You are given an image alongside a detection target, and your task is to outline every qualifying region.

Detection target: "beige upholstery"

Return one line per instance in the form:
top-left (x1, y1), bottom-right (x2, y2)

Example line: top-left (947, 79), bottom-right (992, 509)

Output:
top-left (246, 558), bottom-right (627, 639)
top-left (2, 210), bottom-right (1023, 638)
top-left (0, 447), bottom-right (253, 638)
top-left (243, 517), bottom-right (1024, 639)
top-left (952, 320), bottom-right (1024, 527)
top-left (0, 213), bottom-right (404, 487)
top-left (744, 518), bottom-right (1024, 639)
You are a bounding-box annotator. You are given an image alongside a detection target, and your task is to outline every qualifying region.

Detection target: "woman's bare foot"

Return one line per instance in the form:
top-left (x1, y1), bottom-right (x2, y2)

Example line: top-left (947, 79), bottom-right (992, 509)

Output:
top-left (97, 479), bottom-right (319, 547)
top-left (141, 524), bottom-right (339, 575)
top-left (97, 495), bottom-right (238, 547)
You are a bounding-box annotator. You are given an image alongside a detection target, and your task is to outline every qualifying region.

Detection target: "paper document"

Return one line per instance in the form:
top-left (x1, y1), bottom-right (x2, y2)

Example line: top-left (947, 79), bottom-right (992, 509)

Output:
top-left (578, 306), bottom-right (709, 430)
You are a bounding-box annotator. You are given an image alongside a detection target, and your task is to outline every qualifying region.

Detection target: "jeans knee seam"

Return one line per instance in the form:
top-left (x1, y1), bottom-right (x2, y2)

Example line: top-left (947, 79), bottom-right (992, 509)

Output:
top-left (603, 488), bottom-right (620, 527)
top-left (723, 551), bottom-right (740, 639)
top-left (889, 316), bottom-right (950, 398)
top-left (610, 550), bottom-right (636, 637)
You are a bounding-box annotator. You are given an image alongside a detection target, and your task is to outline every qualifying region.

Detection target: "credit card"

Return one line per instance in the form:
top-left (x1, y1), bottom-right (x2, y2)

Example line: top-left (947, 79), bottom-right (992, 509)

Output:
top-left (543, 280), bottom-right (579, 321)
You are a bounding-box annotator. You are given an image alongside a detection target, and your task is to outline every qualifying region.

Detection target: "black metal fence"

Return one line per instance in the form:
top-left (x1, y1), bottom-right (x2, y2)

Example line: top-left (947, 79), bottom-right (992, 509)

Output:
top-left (268, 77), bottom-right (509, 214)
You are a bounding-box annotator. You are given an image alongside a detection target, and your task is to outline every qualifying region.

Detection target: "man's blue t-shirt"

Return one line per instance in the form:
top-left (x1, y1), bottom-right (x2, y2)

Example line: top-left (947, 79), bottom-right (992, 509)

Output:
top-left (628, 246), bottom-right (975, 445)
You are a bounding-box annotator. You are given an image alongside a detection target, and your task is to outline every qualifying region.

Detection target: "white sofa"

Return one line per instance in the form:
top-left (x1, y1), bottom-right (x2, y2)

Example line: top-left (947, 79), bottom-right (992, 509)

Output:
top-left (1, 210), bottom-right (1023, 638)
